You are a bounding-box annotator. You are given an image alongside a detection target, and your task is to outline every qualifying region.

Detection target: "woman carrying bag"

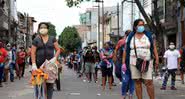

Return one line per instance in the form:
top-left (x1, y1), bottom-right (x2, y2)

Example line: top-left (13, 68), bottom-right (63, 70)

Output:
top-left (122, 19), bottom-right (159, 99)
top-left (31, 22), bottom-right (61, 99)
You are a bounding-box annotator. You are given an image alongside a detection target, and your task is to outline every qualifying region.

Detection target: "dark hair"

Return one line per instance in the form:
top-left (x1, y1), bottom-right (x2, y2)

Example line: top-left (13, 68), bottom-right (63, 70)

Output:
top-left (125, 30), bottom-right (131, 36)
top-left (32, 33), bottom-right (37, 40)
top-left (38, 22), bottom-right (49, 29)
top-left (0, 42), bottom-right (3, 48)
top-left (133, 19), bottom-right (144, 32)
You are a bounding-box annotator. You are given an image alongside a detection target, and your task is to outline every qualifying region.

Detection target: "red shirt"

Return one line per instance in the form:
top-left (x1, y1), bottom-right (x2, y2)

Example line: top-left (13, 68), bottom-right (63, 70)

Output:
top-left (180, 49), bottom-right (183, 62)
top-left (115, 37), bottom-right (126, 50)
top-left (17, 51), bottom-right (26, 64)
top-left (0, 48), bottom-right (8, 63)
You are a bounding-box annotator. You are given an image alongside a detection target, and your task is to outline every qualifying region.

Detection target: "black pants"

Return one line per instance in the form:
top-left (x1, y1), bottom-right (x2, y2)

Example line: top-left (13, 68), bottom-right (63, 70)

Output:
top-left (18, 62), bottom-right (25, 77)
top-left (46, 83), bottom-right (54, 99)
top-left (162, 69), bottom-right (177, 87)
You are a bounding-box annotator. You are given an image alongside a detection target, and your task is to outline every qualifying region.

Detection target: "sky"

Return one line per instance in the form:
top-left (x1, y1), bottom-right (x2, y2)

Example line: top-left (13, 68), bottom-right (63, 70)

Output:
top-left (17, 0), bottom-right (121, 36)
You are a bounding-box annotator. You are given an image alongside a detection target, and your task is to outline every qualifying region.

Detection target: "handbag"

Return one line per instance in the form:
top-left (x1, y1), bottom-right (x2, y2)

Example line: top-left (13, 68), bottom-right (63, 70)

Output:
top-left (133, 36), bottom-right (150, 73)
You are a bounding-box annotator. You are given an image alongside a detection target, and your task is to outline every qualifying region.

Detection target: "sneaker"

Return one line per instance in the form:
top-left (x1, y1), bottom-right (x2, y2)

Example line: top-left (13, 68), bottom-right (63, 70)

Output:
top-left (171, 86), bottom-right (177, 90)
top-left (0, 83), bottom-right (3, 87)
top-left (112, 83), bottom-right (117, 86)
top-left (160, 87), bottom-right (166, 90)
top-left (182, 81), bottom-right (184, 84)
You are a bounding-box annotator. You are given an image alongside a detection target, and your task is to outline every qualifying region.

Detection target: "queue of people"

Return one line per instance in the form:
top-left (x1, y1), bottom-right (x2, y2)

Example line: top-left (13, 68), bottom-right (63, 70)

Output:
top-left (1, 19), bottom-right (185, 99)
top-left (0, 41), bottom-right (28, 87)
top-left (64, 19), bottom-right (185, 99)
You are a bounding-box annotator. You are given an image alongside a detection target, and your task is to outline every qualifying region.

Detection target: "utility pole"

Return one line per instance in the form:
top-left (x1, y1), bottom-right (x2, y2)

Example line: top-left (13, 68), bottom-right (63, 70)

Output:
top-left (117, 3), bottom-right (120, 40)
top-left (121, 1), bottom-right (124, 36)
top-left (8, 0), bottom-right (11, 43)
top-left (93, 4), bottom-right (100, 49)
top-left (131, 0), bottom-right (134, 27)
top-left (26, 13), bottom-right (29, 48)
top-left (98, 3), bottom-right (100, 49)
top-left (95, 0), bottom-right (104, 47)
top-left (121, 0), bottom-right (127, 36)
top-left (102, 0), bottom-right (104, 45)
top-left (180, 0), bottom-right (185, 46)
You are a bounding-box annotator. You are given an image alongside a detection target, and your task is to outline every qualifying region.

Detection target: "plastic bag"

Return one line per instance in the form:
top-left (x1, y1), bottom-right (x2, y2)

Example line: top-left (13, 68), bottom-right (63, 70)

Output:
top-left (40, 58), bottom-right (58, 83)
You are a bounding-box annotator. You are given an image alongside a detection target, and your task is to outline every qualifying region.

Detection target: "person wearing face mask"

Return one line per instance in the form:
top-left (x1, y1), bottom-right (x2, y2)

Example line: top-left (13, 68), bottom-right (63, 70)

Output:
top-left (84, 46), bottom-right (96, 83)
top-left (160, 42), bottom-right (181, 90)
top-left (16, 47), bottom-right (26, 79)
top-left (3, 44), bottom-right (14, 82)
top-left (100, 42), bottom-right (114, 91)
top-left (122, 19), bottom-right (159, 99)
top-left (31, 22), bottom-right (61, 99)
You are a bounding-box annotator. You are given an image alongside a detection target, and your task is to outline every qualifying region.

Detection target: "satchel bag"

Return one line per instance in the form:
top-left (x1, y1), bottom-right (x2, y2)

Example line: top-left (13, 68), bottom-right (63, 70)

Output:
top-left (133, 36), bottom-right (150, 73)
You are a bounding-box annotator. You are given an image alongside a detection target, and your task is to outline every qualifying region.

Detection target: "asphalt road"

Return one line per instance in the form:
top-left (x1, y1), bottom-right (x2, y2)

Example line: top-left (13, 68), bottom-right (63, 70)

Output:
top-left (0, 66), bottom-right (185, 99)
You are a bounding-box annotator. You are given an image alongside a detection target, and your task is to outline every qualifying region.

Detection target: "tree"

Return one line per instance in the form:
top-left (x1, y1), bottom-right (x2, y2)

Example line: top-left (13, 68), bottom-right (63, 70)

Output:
top-left (65, 0), bottom-right (91, 7)
top-left (59, 26), bottom-right (81, 52)
top-left (48, 22), bottom-right (57, 37)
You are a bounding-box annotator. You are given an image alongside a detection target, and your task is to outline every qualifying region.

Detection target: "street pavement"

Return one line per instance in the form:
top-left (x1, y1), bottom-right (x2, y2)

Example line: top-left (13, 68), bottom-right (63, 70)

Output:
top-left (0, 66), bottom-right (185, 99)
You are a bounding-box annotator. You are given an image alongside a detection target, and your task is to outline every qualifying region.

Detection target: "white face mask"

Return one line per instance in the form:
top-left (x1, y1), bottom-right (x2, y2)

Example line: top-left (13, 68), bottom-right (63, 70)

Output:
top-left (7, 47), bottom-right (11, 50)
top-left (169, 45), bottom-right (175, 50)
top-left (39, 29), bottom-right (48, 35)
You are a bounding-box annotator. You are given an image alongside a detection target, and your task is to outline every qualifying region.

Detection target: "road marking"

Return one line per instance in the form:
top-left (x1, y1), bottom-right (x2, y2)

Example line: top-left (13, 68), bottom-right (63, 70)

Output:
top-left (69, 93), bottom-right (81, 96)
top-left (97, 93), bottom-right (101, 96)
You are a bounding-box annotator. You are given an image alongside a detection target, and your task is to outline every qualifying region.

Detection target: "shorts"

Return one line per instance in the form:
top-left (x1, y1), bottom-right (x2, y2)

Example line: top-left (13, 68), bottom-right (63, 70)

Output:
top-left (130, 60), bottom-right (153, 80)
top-left (101, 66), bottom-right (113, 77)
top-left (85, 63), bottom-right (95, 73)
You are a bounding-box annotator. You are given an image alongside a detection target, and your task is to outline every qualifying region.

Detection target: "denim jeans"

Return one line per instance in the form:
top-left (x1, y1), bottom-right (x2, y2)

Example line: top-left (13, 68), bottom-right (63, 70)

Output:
top-left (34, 83), bottom-right (54, 99)
top-left (0, 63), bottom-right (5, 82)
top-left (162, 69), bottom-right (177, 87)
top-left (9, 63), bottom-right (15, 81)
top-left (121, 70), bottom-right (135, 96)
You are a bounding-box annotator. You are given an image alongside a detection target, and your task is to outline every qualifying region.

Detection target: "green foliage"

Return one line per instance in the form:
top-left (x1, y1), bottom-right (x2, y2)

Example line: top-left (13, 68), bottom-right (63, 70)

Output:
top-left (59, 26), bottom-right (82, 52)
top-left (65, 0), bottom-right (91, 7)
top-left (48, 22), bottom-right (57, 37)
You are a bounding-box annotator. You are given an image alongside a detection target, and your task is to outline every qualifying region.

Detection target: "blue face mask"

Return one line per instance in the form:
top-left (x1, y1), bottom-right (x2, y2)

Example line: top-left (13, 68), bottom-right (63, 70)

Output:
top-left (137, 26), bottom-right (145, 33)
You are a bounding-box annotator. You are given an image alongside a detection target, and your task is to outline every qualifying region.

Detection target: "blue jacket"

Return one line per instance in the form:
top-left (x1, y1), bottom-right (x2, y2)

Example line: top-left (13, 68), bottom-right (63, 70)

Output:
top-left (125, 31), bottom-right (154, 70)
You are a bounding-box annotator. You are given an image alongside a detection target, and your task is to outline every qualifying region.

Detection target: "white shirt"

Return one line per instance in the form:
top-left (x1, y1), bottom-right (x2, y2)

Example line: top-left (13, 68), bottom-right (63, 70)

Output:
top-left (7, 51), bottom-right (13, 65)
top-left (164, 49), bottom-right (180, 69)
top-left (129, 35), bottom-right (151, 66)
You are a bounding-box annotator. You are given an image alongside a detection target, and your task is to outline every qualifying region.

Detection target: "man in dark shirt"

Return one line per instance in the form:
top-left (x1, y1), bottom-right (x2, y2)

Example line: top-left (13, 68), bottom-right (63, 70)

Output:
top-left (84, 46), bottom-right (96, 83)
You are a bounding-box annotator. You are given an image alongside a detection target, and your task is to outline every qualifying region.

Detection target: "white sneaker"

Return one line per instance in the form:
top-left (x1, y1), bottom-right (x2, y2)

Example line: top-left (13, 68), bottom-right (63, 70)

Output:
top-left (83, 80), bottom-right (86, 82)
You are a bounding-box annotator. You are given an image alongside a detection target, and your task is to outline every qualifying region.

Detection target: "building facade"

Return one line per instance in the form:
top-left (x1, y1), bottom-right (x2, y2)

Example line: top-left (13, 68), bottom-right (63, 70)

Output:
top-left (152, 0), bottom-right (185, 49)
top-left (0, 0), bottom-right (18, 44)
top-left (0, 0), bottom-right (9, 43)
top-left (17, 12), bottom-right (36, 48)
top-left (80, 6), bottom-right (121, 48)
